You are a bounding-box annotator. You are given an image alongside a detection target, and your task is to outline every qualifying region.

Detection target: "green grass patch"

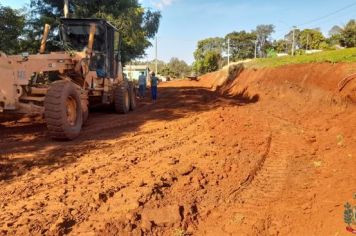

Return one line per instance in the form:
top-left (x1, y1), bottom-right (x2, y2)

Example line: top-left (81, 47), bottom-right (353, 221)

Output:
top-left (245, 48), bottom-right (356, 68)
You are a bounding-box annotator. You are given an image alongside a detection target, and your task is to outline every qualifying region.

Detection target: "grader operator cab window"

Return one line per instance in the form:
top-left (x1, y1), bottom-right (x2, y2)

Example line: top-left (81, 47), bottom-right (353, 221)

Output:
top-left (60, 18), bottom-right (120, 78)
top-left (61, 24), bottom-right (105, 51)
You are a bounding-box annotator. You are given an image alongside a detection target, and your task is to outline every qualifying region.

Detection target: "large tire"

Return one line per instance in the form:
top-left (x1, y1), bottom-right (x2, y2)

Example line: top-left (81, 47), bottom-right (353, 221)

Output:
top-left (44, 80), bottom-right (83, 140)
top-left (128, 82), bottom-right (137, 111)
top-left (114, 82), bottom-right (130, 114)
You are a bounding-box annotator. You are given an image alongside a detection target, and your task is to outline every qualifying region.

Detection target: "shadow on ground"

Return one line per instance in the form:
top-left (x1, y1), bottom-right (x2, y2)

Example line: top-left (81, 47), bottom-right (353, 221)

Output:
top-left (0, 85), bottom-right (259, 181)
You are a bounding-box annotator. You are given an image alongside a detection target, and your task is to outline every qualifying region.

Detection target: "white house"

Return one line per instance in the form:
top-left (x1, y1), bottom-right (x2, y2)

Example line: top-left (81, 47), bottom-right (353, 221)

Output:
top-left (123, 65), bottom-right (149, 82)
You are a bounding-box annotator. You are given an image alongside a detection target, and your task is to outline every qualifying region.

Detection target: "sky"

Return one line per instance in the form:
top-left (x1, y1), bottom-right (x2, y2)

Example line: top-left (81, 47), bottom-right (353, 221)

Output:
top-left (1, 0), bottom-right (356, 64)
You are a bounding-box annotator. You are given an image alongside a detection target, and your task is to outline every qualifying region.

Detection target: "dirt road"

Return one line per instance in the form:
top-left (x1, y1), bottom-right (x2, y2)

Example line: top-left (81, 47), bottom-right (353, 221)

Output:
top-left (0, 63), bottom-right (355, 235)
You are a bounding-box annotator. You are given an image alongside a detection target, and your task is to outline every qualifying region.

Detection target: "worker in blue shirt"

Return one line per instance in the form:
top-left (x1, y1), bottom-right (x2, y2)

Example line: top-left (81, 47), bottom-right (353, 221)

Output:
top-left (150, 72), bottom-right (159, 103)
top-left (138, 72), bottom-right (146, 99)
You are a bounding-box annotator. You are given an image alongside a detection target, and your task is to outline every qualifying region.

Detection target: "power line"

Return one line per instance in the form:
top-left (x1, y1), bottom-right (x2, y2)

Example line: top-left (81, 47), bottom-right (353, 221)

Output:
top-left (306, 7), bottom-right (356, 29)
top-left (297, 1), bottom-right (356, 27)
top-left (272, 1), bottom-right (356, 40)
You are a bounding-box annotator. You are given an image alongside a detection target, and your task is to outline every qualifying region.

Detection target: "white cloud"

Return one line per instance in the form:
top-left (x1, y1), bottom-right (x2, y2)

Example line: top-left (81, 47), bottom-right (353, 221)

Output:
top-left (151, 0), bottom-right (176, 10)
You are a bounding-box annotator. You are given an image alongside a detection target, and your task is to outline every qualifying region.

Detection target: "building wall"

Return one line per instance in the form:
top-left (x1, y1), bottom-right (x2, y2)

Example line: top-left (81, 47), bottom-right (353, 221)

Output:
top-left (123, 68), bottom-right (148, 81)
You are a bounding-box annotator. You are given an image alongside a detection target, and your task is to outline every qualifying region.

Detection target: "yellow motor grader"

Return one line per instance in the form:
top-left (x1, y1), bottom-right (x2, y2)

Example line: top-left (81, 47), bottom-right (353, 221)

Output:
top-left (0, 18), bottom-right (136, 140)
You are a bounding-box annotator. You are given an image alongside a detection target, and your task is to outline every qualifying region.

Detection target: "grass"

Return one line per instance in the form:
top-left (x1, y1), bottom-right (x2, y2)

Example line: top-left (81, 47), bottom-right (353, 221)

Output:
top-left (245, 48), bottom-right (356, 68)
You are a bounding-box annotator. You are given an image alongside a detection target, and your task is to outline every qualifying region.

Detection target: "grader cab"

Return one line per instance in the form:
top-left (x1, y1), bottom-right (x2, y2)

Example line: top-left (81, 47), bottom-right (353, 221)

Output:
top-left (0, 18), bottom-right (136, 140)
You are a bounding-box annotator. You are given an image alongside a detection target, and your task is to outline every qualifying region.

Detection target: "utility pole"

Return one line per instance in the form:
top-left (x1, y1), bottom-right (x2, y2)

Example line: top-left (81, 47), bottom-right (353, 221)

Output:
top-left (155, 36), bottom-right (158, 74)
top-left (306, 34), bottom-right (309, 50)
top-left (292, 26), bottom-right (297, 56)
top-left (227, 38), bottom-right (230, 66)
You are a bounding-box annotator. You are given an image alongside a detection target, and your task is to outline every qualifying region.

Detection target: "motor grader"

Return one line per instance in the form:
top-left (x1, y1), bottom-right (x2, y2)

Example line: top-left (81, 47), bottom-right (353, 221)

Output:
top-left (0, 18), bottom-right (136, 140)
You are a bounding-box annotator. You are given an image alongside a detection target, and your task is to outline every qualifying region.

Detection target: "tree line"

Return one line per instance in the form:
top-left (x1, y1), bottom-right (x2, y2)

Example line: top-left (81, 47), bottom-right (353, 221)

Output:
top-left (193, 19), bottom-right (356, 74)
top-left (132, 57), bottom-right (191, 79)
top-left (0, 1), bottom-right (161, 63)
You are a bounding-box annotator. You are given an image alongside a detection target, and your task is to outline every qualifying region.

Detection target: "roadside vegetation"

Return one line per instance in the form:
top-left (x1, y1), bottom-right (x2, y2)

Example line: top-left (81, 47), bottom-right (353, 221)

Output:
top-left (132, 58), bottom-right (192, 79)
top-left (193, 19), bottom-right (356, 74)
top-left (246, 47), bottom-right (356, 68)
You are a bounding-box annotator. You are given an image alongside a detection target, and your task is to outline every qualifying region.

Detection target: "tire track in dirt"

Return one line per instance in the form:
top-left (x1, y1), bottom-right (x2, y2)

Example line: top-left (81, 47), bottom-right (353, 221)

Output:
top-left (228, 133), bottom-right (272, 197)
top-left (84, 104), bottom-right (269, 235)
top-left (196, 105), bottom-right (308, 235)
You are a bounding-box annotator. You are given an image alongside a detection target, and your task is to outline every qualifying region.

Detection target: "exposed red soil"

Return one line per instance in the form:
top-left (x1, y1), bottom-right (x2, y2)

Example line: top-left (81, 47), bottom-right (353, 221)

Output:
top-left (0, 63), bottom-right (355, 236)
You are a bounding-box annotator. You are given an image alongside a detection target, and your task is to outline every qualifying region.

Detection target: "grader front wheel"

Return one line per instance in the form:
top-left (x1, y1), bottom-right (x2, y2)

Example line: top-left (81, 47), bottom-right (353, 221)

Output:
top-left (44, 80), bottom-right (83, 140)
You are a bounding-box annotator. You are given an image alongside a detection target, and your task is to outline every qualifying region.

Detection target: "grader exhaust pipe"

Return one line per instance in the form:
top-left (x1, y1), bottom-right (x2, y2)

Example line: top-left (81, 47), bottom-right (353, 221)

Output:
top-left (64, 0), bottom-right (69, 18)
top-left (39, 0), bottom-right (68, 53)
top-left (87, 23), bottom-right (96, 55)
top-left (39, 24), bottom-right (51, 54)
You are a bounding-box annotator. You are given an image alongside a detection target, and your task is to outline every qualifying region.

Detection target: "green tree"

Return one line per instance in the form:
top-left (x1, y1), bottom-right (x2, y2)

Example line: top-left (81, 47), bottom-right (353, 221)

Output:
top-left (203, 51), bottom-right (221, 73)
top-left (273, 39), bottom-right (289, 53)
top-left (225, 31), bottom-right (256, 60)
top-left (299, 29), bottom-right (325, 50)
top-left (285, 28), bottom-right (301, 50)
top-left (166, 57), bottom-right (190, 78)
top-left (254, 24), bottom-right (275, 57)
top-left (25, 0), bottom-right (161, 62)
top-left (0, 5), bottom-right (25, 54)
top-left (329, 25), bottom-right (343, 36)
top-left (327, 25), bottom-right (343, 47)
top-left (193, 37), bottom-right (224, 61)
top-left (193, 37), bottom-right (224, 74)
top-left (341, 19), bottom-right (356, 48)
top-left (148, 60), bottom-right (166, 74)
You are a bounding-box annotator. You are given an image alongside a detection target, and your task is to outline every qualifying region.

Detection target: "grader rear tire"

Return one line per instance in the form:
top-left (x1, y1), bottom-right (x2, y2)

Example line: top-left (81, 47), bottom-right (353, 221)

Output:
top-left (128, 82), bottom-right (137, 111)
top-left (44, 80), bottom-right (83, 140)
top-left (114, 82), bottom-right (130, 114)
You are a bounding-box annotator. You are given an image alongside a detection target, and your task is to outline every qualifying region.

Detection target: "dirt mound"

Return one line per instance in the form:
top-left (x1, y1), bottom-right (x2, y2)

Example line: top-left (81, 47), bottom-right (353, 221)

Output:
top-left (214, 63), bottom-right (356, 106)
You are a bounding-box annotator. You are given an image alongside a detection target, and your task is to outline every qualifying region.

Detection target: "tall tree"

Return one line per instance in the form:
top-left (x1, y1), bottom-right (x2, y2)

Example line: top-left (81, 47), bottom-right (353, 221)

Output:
top-left (327, 25), bottom-right (343, 47)
top-left (25, 0), bottom-right (161, 62)
top-left (284, 28), bottom-right (301, 50)
top-left (340, 19), bottom-right (356, 48)
top-left (254, 24), bottom-right (275, 57)
top-left (193, 37), bottom-right (224, 61)
top-left (329, 25), bottom-right (343, 37)
top-left (193, 37), bottom-right (224, 74)
top-left (202, 51), bottom-right (221, 73)
top-left (167, 57), bottom-right (190, 78)
top-left (273, 39), bottom-right (289, 53)
top-left (299, 29), bottom-right (325, 50)
top-left (225, 31), bottom-right (256, 60)
top-left (0, 5), bottom-right (25, 54)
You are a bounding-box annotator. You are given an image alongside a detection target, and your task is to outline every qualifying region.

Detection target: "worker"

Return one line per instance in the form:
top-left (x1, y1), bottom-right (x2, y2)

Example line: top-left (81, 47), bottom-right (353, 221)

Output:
top-left (150, 72), bottom-right (159, 103)
top-left (96, 54), bottom-right (106, 78)
top-left (138, 71), bottom-right (146, 99)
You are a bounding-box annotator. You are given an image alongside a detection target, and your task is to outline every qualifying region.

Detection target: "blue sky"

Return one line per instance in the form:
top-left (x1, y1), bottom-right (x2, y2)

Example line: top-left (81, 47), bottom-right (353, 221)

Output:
top-left (1, 0), bottom-right (356, 64)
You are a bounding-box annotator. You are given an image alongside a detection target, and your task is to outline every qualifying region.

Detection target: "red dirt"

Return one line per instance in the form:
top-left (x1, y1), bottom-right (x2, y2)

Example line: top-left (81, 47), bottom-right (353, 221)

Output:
top-left (0, 63), bottom-right (355, 235)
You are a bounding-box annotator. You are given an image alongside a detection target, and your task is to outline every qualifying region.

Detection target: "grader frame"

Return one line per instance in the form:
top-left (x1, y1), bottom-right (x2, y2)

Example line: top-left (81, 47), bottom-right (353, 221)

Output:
top-left (0, 18), bottom-right (136, 140)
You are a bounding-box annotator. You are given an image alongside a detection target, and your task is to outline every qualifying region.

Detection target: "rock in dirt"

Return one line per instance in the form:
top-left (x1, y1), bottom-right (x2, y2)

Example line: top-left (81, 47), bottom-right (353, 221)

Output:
top-left (178, 164), bottom-right (195, 176)
top-left (98, 192), bottom-right (108, 203)
top-left (168, 158), bottom-right (179, 165)
top-left (141, 205), bottom-right (182, 227)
